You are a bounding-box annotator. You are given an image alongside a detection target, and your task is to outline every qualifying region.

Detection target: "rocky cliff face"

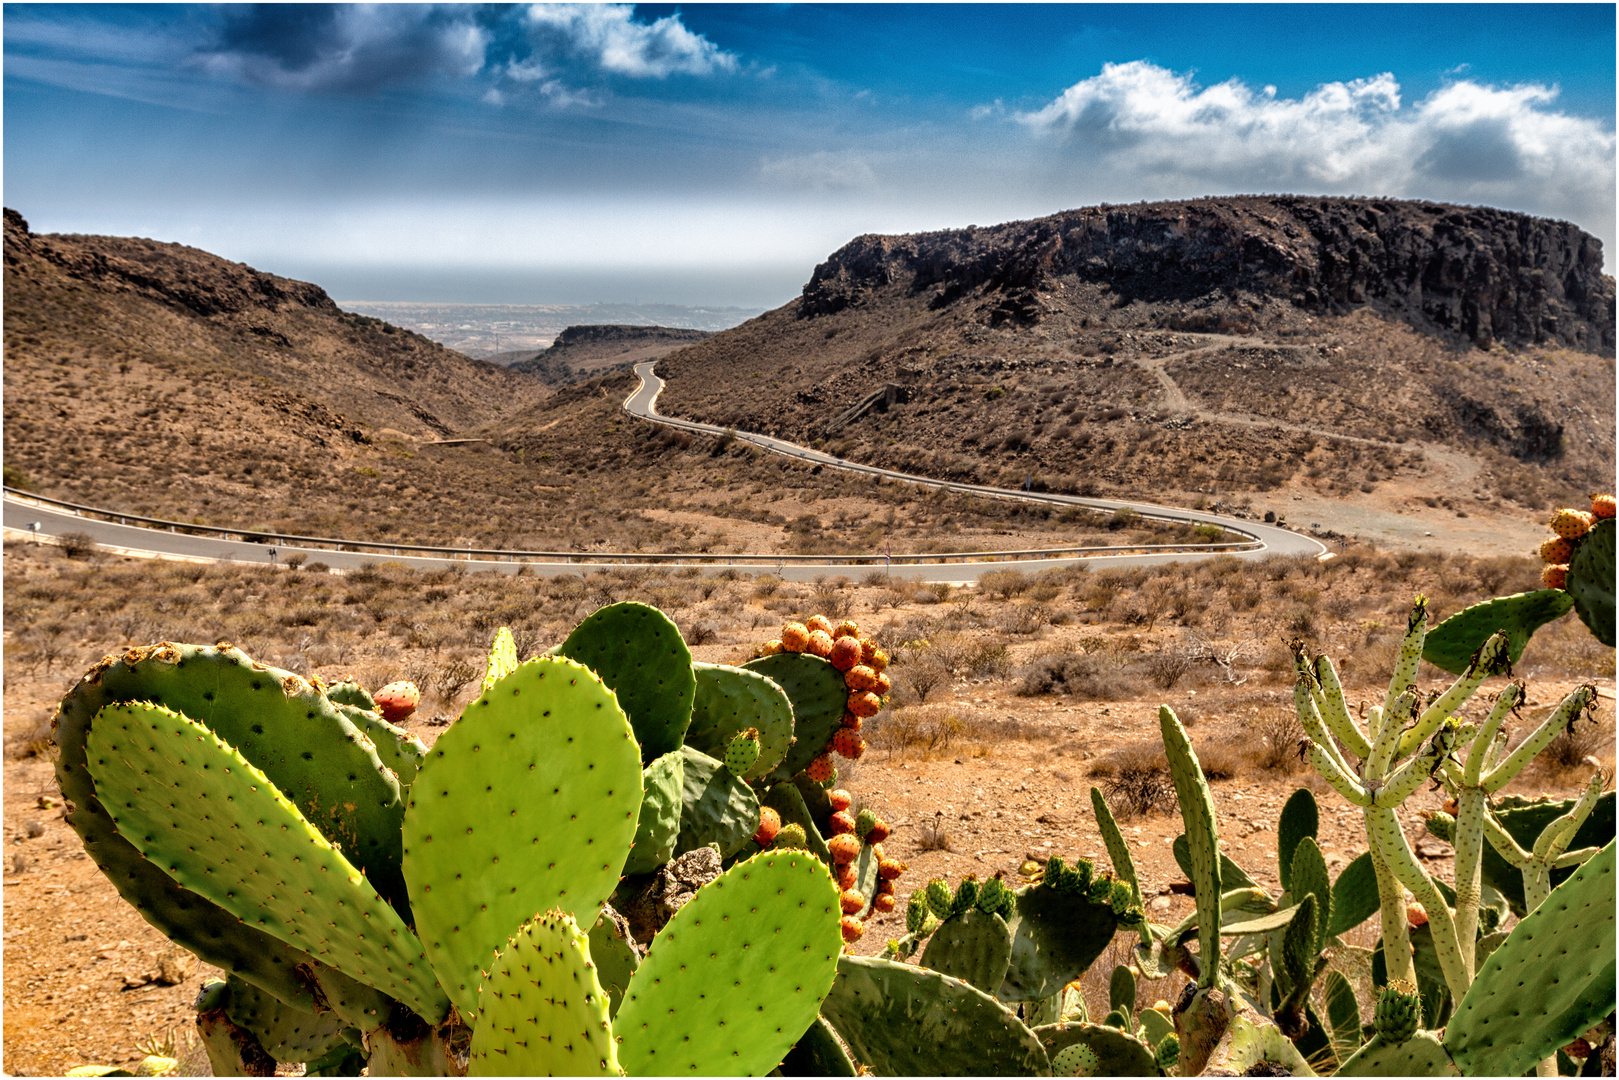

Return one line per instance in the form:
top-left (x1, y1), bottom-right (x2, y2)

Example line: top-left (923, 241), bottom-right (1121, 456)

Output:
top-left (800, 197), bottom-right (1614, 354)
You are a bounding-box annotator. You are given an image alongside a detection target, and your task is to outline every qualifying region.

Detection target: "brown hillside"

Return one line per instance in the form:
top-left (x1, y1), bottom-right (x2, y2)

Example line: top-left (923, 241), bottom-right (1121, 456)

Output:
top-left (656, 197), bottom-right (1615, 546)
top-left (507, 324), bottom-right (713, 385)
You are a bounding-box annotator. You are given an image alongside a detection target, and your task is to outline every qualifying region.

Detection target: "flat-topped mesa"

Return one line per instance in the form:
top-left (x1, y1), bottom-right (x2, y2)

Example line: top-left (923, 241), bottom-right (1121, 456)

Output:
top-left (549, 324), bottom-right (713, 349)
top-left (798, 196), bottom-right (1614, 354)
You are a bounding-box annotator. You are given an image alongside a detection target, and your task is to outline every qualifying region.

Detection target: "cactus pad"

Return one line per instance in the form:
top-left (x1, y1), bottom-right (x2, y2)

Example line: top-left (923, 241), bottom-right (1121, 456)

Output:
top-left (625, 750), bottom-right (684, 875)
top-left (401, 657), bottom-right (642, 1019)
top-left (743, 652), bottom-right (848, 782)
top-left (823, 955), bottom-right (1051, 1076)
top-left (586, 908), bottom-right (638, 1019)
top-left (1051, 1042), bottom-right (1099, 1075)
top-left (1445, 840), bottom-right (1616, 1077)
top-left (558, 602), bottom-right (696, 762)
top-left (1034, 1021), bottom-right (1157, 1077)
top-left (920, 907), bottom-right (1014, 994)
top-left (220, 975), bottom-right (357, 1065)
top-left (686, 662), bottom-right (794, 782)
top-left (1420, 589), bottom-right (1576, 674)
top-left (469, 910), bottom-right (619, 1077)
top-left (1277, 788), bottom-right (1318, 893)
top-left (1225, 1015), bottom-right (1316, 1077)
top-left (87, 701), bottom-right (448, 1022)
top-left (482, 626), bottom-right (519, 693)
top-left (997, 880), bottom-right (1119, 1003)
top-left (1337, 1032), bottom-right (1458, 1076)
top-left (761, 782), bottom-right (833, 865)
top-left (616, 849), bottom-right (843, 1077)
top-left (336, 706), bottom-right (427, 788)
top-left (1160, 706), bottom-right (1221, 987)
top-left (1328, 851), bottom-right (1382, 936)
top-left (325, 682), bottom-right (376, 712)
top-left (1569, 517), bottom-right (1615, 646)
top-left (780, 1017), bottom-right (857, 1077)
top-left (674, 745), bottom-right (761, 859)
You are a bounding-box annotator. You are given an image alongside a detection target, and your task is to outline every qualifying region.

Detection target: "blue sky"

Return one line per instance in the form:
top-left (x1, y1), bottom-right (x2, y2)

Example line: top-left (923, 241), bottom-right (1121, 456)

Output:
top-left (5, 4), bottom-right (1614, 306)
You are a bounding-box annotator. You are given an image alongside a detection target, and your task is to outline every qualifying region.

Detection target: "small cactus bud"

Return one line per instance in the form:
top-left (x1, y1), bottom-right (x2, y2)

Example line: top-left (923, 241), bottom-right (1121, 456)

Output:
top-left (806, 753), bottom-right (835, 783)
top-left (1540, 536), bottom-right (1575, 564)
top-left (374, 681), bottom-right (420, 723)
top-left (906, 891), bottom-right (929, 934)
top-left (976, 876), bottom-right (1010, 916)
top-left (951, 876), bottom-right (979, 916)
top-left (1551, 508), bottom-right (1596, 539)
top-left (840, 915), bottom-right (864, 944)
top-left (866, 818), bottom-right (891, 844)
top-left (840, 888), bottom-right (866, 915)
top-left (806, 614), bottom-right (834, 635)
top-left (873, 892), bottom-right (897, 914)
top-left (753, 806), bottom-right (781, 847)
top-left (828, 834), bottom-right (861, 864)
top-left (806, 629), bottom-right (835, 658)
top-left (828, 789), bottom-right (853, 812)
top-left (848, 691), bottom-right (881, 718)
top-left (773, 823), bottom-right (808, 850)
top-left (829, 636), bottom-right (862, 672)
top-left (781, 623), bottom-right (810, 652)
top-left (724, 727), bottom-right (761, 776)
top-left (1374, 979), bottom-right (1422, 1044)
top-left (833, 619), bottom-right (861, 640)
top-left (855, 808), bottom-right (878, 838)
top-left (829, 809), bottom-right (856, 836)
top-left (1543, 563), bottom-right (1570, 589)
top-left (1592, 494), bottom-right (1616, 520)
top-left (926, 878), bottom-right (953, 920)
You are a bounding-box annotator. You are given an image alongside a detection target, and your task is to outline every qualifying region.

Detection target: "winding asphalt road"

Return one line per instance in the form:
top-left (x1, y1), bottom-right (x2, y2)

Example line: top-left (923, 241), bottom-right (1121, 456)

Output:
top-left (1, 365), bottom-right (1323, 582)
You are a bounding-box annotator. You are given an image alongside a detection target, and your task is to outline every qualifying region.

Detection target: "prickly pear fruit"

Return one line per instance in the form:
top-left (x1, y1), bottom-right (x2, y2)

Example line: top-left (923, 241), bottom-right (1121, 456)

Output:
top-left (807, 753), bottom-right (835, 783)
top-left (832, 728), bottom-right (866, 759)
top-left (1407, 900), bottom-right (1428, 928)
top-left (855, 808), bottom-right (878, 839)
top-left (1544, 564), bottom-right (1570, 589)
top-left (875, 877), bottom-right (895, 897)
top-left (868, 647), bottom-right (890, 673)
top-left (806, 629), bottom-right (835, 658)
top-left (1593, 494), bottom-right (1616, 519)
top-left (951, 876), bottom-right (979, 916)
top-left (833, 619), bottom-right (861, 640)
top-left (878, 858), bottom-right (907, 881)
top-left (906, 891), bottom-right (928, 934)
top-left (1053, 1043), bottom-right (1100, 1076)
top-left (840, 915), bottom-right (864, 944)
top-left (1541, 536), bottom-right (1576, 563)
top-left (828, 834), bottom-right (861, 864)
top-left (976, 875), bottom-right (1012, 917)
top-left (840, 889), bottom-right (866, 915)
top-left (1374, 979), bottom-right (1422, 1044)
top-left (873, 892), bottom-right (897, 914)
top-left (753, 806), bottom-right (782, 847)
top-left (828, 788), bottom-right (853, 812)
top-left (806, 614), bottom-right (834, 635)
top-left (866, 818), bottom-right (890, 843)
top-left (857, 637), bottom-right (879, 665)
top-left (374, 681), bottom-right (420, 723)
top-left (837, 863), bottom-right (858, 891)
top-left (759, 639), bottom-right (784, 657)
top-left (781, 623), bottom-right (810, 652)
top-left (845, 665), bottom-right (879, 693)
top-left (773, 823), bottom-right (808, 850)
top-left (874, 670), bottom-right (892, 695)
top-left (840, 711), bottom-right (862, 732)
top-left (829, 637), bottom-right (862, 672)
top-left (1552, 508), bottom-right (1596, 539)
top-left (848, 691), bottom-right (881, 718)
top-left (724, 727), bottom-right (762, 776)
top-left (926, 878), bottom-right (953, 920)
top-left (829, 810), bottom-right (857, 836)
top-left (1154, 1034), bottom-right (1180, 1072)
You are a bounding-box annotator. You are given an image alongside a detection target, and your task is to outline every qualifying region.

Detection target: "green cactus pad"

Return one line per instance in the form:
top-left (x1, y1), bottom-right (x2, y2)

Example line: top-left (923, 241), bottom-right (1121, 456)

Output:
top-left (686, 662), bottom-right (795, 782)
top-left (1171, 834), bottom-right (1258, 891)
top-left (1034, 1021), bottom-right (1156, 1077)
top-left (401, 656), bottom-right (642, 1020)
top-left (336, 706), bottom-right (427, 788)
top-left (1160, 706), bottom-right (1220, 988)
top-left (1328, 851), bottom-right (1382, 936)
top-left (304, 963), bottom-right (395, 1031)
top-left (675, 745), bottom-right (761, 859)
top-left (1051, 1042), bottom-right (1099, 1075)
top-left (761, 782), bottom-right (833, 865)
top-left (1337, 1032), bottom-right (1458, 1076)
top-left (997, 880), bottom-right (1120, 1003)
top-left (743, 652), bottom-right (847, 782)
top-left (558, 602), bottom-right (696, 763)
top-left (325, 682), bottom-right (377, 712)
top-left (1322, 969), bottom-right (1364, 1064)
top-left (780, 1016), bottom-right (858, 1077)
top-left (1569, 517), bottom-right (1615, 646)
top-left (469, 910), bottom-right (619, 1077)
top-left (625, 750), bottom-right (684, 876)
top-left (616, 849), bottom-right (843, 1077)
top-left (1289, 837), bottom-right (1332, 955)
top-left (920, 907), bottom-right (1014, 994)
top-left (586, 908), bottom-right (638, 1019)
top-left (221, 975), bottom-right (357, 1065)
top-left (1277, 788), bottom-right (1318, 894)
top-left (1139, 1006), bottom-right (1173, 1049)
top-left (1225, 1015), bottom-right (1317, 1077)
top-left (1089, 789), bottom-right (1142, 916)
top-left (87, 701), bottom-right (448, 1022)
top-left (1445, 840), bottom-right (1617, 1077)
top-left (482, 626), bottom-right (519, 693)
top-left (823, 955), bottom-right (1051, 1076)
top-left (1420, 589), bottom-right (1575, 674)
top-left (1107, 965), bottom-right (1135, 1021)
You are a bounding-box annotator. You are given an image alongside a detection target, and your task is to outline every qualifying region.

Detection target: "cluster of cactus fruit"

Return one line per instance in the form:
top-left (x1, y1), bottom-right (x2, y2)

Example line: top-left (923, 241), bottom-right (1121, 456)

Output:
top-left (757, 614), bottom-right (891, 777)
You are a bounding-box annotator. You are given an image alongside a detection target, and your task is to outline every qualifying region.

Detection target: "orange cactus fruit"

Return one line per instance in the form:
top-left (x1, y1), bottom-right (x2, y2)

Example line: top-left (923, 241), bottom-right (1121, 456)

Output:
top-left (837, 863), bottom-right (858, 891)
top-left (806, 753), bottom-right (835, 783)
top-left (828, 834), bottom-right (861, 864)
top-left (867, 647), bottom-right (890, 673)
top-left (828, 788), bottom-right (853, 812)
top-left (845, 665), bottom-right (879, 693)
top-left (857, 637), bottom-right (880, 665)
top-left (753, 807), bottom-right (782, 847)
top-left (374, 682), bottom-right (420, 723)
top-left (806, 614), bottom-right (834, 635)
top-left (1543, 564), bottom-right (1570, 590)
top-left (840, 889), bottom-right (866, 915)
top-left (832, 728), bottom-right (866, 760)
top-left (806, 630), bottom-right (835, 658)
top-left (1591, 494), bottom-right (1616, 519)
top-left (875, 878), bottom-right (896, 898)
top-left (848, 691), bottom-right (882, 719)
top-left (878, 857), bottom-right (907, 881)
top-left (840, 712), bottom-right (863, 733)
top-left (829, 636), bottom-right (863, 672)
top-left (1551, 508), bottom-right (1595, 539)
top-left (829, 809), bottom-right (857, 835)
top-left (1539, 536), bottom-right (1575, 564)
top-left (840, 915), bottom-right (864, 943)
top-left (781, 623), bottom-right (810, 652)
top-left (874, 671), bottom-right (892, 695)
top-left (759, 639), bottom-right (785, 658)
top-left (866, 818), bottom-right (890, 843)
top-left (833, 619), bottom-right (861, 640)
top-left (1407, 901), bottom-right (1429, 928)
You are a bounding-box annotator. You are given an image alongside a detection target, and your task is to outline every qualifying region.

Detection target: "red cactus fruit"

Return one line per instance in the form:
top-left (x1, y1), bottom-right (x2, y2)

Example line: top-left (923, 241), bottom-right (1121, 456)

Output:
top-left (1407, 901), bottom-right (1428, 928)
top-left (837, 863), bottom-right (858, 891)
top-left (875, 877), bottom-right (896, 898)
top-left (845, 665), bottom-right (879, 693)
top-left (806, 754), bottom-right (835, 783)
top-left (828, 788), bottom-right (853, 812)
top-left (833, 619), bottom-right (861, 640)
top-left (832, 728), bottom-right (866, 759)
top-left (1539, 536), bottom-right (1575, 564)
top-left (840, 915), bottom-right (864, 943)
top-left (1551, 508), bottom-right (1595, 540)
top-left (806, 629), bottom-right (835, 658)
top-left (753, 806), bottom-right (782, 847)
top-left (828, 834), bottom-right (861, 864)
top-left (1593, 494), bottom-right (1616, 520)
top-left (1543, 564), bottom-right (1570, 590)
top-left (848, 691), bottom-right (881, 719)
top-left (829, 636), bottom-right (863, 672)
top-left (840, 888), bottom-right (866, 915)
top-left (878, 857), bottom-right (907, 881)
top-left (873, 892), bottom-right (897, 914)
top-left (781, 623), bottom-right (810, 652)
top-left (866, 818), bottom-right (890, 844)
top-left (375, 682), bottom-right (420, 723)
top-left (806, 614), bottom-right (834, 635)
top-left (829, 809), bottom-right (857, 835)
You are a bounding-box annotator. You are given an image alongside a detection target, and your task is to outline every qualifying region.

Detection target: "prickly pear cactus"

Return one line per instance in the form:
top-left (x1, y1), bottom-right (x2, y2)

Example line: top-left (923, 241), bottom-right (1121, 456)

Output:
top-left (675, 745), bottom-right (761, 859)
top-left (1035, 1021), bottom-right (1158, 1077)
top-left (998, 868), bottom-right (1121, 1003)
top-left (558, 601), bottom-right (696, 763)
top-left (685, 662), bottom-right (794, 782)
top-left (481, 626), bottom-right (519, 692)
top-left (920, 907), bottom-right (1014, 995)
top-left (1420, 589), bottom-right (1575, 674)
top-left (1569, 517), bottom-right (1615, 646)
top-left (743, 651), bottom-right (847, 782)
top-left (625, 750), bottom-right (684, 875)
top-left (723, 726), bottom-right (762, 776)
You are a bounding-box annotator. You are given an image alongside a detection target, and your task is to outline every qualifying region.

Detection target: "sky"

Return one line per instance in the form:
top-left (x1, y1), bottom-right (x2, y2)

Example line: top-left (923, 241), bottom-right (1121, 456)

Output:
top-left (5, 3), bottom-right (1615, 307)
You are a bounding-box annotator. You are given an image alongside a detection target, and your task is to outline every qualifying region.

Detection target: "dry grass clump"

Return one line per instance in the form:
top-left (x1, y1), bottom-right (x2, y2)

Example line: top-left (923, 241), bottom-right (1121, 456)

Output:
top-left (865, 704), bottom-right (1050, 760)
top-left (1016, 648), bottom-right (1141, 701)
top-left (1245, 708), bottom-right (1308, 773)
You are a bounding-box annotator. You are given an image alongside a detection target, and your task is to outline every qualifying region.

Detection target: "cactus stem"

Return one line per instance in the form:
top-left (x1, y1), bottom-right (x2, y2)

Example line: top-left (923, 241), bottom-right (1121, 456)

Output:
top-left (1481, 809), bottom-right (1533, 867)
top-left (1294, 675), bottom-right (1351, 778)
top-left (1483, 685), bottom-right (1596, 793)
top-left (1306, 740), bottom-right (1370, 806)
top-left (1365, 691), bottom-right (1416, 781)
top-left (1314, 654), bottom-right (1371, 759)
top-left (1374, 730), bottom-right (1452, 809)
top-left (1382, 597), bottom-right (1428, 719)
top-left (1368, 805), bottom-right (1470, 1001)
top-left (1452, 787), bottom-right (1487, 979)
top-left (1368, 840), bottom-right (1416, 987)
top-left (1464, 683), bottom-right (1522, 787)
top-left (1399, 632), bottom-right (1509, 758)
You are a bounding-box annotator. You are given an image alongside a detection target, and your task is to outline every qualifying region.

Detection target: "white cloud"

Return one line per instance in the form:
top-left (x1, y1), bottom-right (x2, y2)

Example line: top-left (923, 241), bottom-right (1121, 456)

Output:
top-left (1018, 61), bottom-right (1614, 243)
top-left (758, 151), bottom-right (880, 193)
top-left (524, 4), bottom-right (736, 78)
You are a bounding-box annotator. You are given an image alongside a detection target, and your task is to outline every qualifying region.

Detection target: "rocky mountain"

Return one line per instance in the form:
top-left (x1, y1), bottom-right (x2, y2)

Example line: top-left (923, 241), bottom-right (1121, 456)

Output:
top-left (656, 196), bottom-right (1615, 522)
top-left (508, 324), bottom-right (714, 386)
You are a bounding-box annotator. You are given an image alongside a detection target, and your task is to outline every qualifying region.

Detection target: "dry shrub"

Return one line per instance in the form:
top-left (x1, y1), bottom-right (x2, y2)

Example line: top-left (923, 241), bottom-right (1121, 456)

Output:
top-left (917, 810), bottom-right (953, 852)
top-left (1017, 650), bottom-right (1139, 700)
top-left (979, 569), bottom-right (1031, 599)
top-left (1248, 708), bottom-right (1306, 773)
top-left (58, 531), bottom-right (98, 558)
top-left (1092, 743), bottom-right (1176, 819)
top-left (867, 705), bottom-right (1046, 759)
top-left (1143, 648), bottom-right (1191, 690)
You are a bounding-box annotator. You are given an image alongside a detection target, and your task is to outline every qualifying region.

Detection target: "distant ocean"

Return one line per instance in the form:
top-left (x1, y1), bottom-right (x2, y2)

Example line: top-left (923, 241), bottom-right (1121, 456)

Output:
top-left (338, 301), bottom-right (765, 359)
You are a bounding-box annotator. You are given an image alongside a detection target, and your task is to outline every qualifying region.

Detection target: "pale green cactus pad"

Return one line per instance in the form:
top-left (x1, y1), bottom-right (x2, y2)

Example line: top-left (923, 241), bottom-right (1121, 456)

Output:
top-left (401, 656), bottom-right (642, 1019)
top-left (920, 907), bottom-right (1014, 995)
top-left (219, 974), bottom-right (358, 1065)
top-left (616, 849), bottom-right (843, 1076)
top-left (675, 745), bottom-right (761, 859)
top-left (1034, 1021), bottom-right (1157, 1076)
top-left (558, 601), bottom-right (696, 762)
top-left (469, 910), bottom-right (619, 1077)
